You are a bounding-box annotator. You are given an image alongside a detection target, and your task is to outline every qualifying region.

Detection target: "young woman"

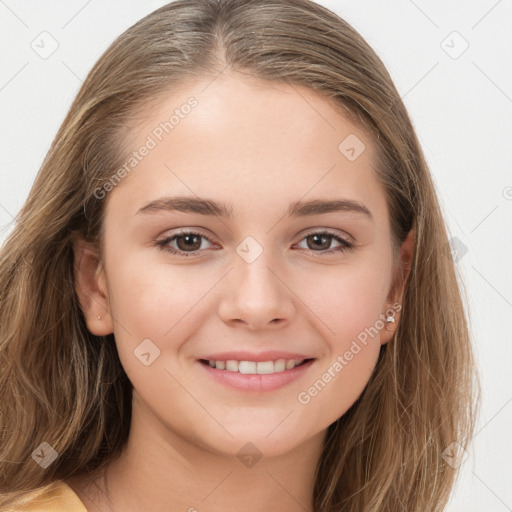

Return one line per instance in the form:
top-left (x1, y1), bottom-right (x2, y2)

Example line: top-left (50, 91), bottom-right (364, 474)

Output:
top-left (0, 0), bottom-right (479, 510)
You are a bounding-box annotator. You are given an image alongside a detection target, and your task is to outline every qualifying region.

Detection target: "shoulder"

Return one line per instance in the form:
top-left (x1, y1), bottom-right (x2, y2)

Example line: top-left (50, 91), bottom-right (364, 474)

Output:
top-left (3, 480), bottom-right (88, 512)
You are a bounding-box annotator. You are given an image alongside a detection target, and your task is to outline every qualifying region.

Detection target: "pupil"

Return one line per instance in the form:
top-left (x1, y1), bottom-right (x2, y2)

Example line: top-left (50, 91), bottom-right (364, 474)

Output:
top-left (178, 234), bottom-right (200, 251)
top-left (310, 234), bottom-right (330, 250)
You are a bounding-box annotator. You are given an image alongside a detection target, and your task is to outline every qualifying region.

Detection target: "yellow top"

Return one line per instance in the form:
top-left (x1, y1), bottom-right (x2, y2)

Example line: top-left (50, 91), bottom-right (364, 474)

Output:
top-left (5, 481), bottom-right (87, 512)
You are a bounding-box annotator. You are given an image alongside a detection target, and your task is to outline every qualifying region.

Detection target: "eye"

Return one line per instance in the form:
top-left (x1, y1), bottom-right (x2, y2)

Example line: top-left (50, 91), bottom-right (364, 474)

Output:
top-left (294, 230), bottom-right (354, 255)
top-left (155, 230), bottom-right (216, 257)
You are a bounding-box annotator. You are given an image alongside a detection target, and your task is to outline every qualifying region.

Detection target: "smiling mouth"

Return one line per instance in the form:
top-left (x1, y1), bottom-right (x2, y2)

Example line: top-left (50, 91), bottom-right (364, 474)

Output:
top-left (198, 358), bottom-right (314, 374)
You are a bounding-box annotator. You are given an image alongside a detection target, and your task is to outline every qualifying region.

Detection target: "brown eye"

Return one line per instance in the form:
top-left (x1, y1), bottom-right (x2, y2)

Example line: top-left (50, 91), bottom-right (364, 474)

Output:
top-left (175, 233), bottom-right (203, 252)
top-left (305, 233), bottom-right (332, 251)
top-left (295, 230), bottom-right (354, 255)
top-left (156, 230), bottom-right (214, 257)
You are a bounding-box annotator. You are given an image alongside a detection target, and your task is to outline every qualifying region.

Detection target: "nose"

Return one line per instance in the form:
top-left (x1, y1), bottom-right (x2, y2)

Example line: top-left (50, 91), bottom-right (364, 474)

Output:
top-left (217, 249), bottom-right (296, 330)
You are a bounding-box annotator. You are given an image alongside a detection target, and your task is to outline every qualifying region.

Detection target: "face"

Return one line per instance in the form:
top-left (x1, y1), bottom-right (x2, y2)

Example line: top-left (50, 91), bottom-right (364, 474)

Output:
top-left (75, 72), bottom-right (411, 458)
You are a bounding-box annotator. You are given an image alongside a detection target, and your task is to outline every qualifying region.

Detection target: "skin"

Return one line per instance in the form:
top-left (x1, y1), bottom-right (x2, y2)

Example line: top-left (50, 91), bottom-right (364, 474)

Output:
top-left (68, 71), bottom-right (413, 512)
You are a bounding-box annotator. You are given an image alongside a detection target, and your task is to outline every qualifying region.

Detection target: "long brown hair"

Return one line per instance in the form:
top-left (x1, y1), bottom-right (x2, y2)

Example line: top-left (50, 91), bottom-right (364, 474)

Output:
top-left (0, 1), bottom-right (479, 510)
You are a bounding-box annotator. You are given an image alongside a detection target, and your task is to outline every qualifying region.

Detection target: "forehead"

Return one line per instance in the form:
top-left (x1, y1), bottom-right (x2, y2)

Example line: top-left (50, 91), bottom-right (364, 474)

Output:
top-left (105, 72), bottom-right (386, 223)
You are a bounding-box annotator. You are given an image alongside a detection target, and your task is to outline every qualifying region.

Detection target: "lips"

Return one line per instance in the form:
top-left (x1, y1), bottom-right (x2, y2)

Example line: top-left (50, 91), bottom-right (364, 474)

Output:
top-left (197, 350), bottom-right (314, 362)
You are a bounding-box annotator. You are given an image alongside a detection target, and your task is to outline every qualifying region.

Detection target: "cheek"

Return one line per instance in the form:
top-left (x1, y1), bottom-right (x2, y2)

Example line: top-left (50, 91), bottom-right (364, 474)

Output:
top-left (105, 254), bottom-right (210, 373)
top-left (291, 263), bottom-right (386, 422)
top-left (301, 256), bottom-right (388, 346)
top-left (108, 248), bottom-right (209, 329)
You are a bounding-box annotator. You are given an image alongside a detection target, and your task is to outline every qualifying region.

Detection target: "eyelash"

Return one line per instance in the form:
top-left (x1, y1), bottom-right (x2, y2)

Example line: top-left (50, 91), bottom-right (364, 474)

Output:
top-left (155, 229), bottom-right (354, 258)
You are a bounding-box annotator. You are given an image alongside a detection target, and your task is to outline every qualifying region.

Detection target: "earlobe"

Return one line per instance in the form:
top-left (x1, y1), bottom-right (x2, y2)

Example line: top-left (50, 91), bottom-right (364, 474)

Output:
top-left (379, 310), bottom-right (399, 345)
top-left (72, 236), bottom-right (113, 336)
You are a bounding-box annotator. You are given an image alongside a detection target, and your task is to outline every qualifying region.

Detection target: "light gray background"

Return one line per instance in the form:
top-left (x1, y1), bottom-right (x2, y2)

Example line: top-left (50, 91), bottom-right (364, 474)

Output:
top-left (1, 1), bottom-right (511, 510)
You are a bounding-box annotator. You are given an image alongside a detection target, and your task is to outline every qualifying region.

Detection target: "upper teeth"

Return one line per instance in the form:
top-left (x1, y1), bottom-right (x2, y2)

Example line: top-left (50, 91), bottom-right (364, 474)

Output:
top-left (208, 359), bottom-right (305, 374)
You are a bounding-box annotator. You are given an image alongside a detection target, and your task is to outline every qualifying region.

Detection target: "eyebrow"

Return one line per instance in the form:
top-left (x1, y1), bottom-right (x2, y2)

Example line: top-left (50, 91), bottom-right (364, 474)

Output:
top-left (136, 196), bottom-right (373, 221)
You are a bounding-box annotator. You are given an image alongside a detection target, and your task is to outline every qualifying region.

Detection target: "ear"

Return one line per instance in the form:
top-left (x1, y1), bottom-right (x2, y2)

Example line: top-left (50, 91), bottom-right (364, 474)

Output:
top-left (380, 227), bottom-right (415, 345)
top-left (72, 234), bottom-right (113, 336)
